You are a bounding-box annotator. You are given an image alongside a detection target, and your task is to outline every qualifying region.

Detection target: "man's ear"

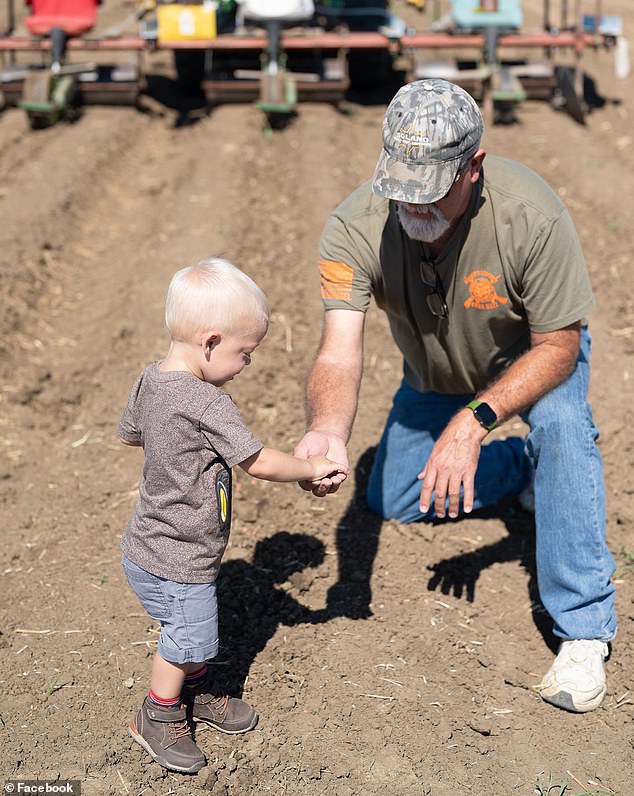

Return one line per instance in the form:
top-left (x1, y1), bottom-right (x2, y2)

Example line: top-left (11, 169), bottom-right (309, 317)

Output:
top-left (469, 149), bottom-right (486, 184)
top-left (203, 332), bottom-right (221, 360)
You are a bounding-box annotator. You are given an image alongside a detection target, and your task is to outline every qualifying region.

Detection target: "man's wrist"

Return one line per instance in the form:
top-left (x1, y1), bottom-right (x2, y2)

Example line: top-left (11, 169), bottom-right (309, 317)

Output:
top-left (307, 426), bottom-right (348, 444)
top-left (466, 399), bottom-right (498, 432)
top-left (459, 407), bottom-right (492, 441)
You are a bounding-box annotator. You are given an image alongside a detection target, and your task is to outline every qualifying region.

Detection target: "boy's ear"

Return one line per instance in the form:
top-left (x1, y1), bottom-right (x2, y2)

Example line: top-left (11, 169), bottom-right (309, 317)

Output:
top-left (202, 332), bottom-right (221, 359)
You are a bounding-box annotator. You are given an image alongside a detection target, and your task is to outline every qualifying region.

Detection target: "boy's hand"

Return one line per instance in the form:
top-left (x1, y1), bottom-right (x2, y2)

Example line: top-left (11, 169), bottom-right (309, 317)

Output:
top-left (295, 431), bottom-right (349, 495)
top-left (308, 455), bottom-right (348, 483)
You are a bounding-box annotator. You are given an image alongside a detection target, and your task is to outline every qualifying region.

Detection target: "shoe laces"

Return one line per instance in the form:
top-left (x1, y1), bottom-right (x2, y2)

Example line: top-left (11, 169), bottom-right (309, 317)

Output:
top-left (561, 639), bottom-right (608, 661)
top-left (207, 693), bottom-right (229, 718)
top-left (166, 717), bottom-right (192, 747)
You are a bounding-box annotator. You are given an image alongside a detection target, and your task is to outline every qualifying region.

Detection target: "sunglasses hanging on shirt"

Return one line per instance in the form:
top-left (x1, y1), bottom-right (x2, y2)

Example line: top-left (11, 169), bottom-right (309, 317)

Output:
top-left (419, 259), bottom-right (449, 318)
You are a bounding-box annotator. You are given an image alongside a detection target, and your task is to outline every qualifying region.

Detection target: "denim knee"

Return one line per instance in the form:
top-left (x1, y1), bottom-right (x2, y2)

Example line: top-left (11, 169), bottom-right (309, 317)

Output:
top-left (526, 390), bottom-right (598, 457)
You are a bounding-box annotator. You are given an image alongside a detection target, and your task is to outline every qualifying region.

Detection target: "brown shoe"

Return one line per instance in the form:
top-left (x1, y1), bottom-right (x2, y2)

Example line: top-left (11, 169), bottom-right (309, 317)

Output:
top-left (129, 698), bottom-right (206, 773)
top-left (184, 680), bottom-right (258, 734)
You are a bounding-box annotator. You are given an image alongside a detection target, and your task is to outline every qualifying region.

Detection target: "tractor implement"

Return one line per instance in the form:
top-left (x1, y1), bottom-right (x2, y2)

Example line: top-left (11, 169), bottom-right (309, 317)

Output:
top-left (0, 0), bottom-right (628, 128)
top-left (402, 1), bottom-right (628, 124)
top-left (158, 30), bottom-right (393, 110)
top-left (0, 0), bottom-right (144, 127)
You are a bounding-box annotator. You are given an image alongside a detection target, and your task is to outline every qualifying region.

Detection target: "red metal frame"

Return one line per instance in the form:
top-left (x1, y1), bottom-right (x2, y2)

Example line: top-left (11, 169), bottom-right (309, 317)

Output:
top-left (0, 27), bottom-right (608, 54)
top-left (159, 31), bottom-right (394, 50)
top-left (401, 30), bottom-right (601, 48)
top-left (0, 34), bottom-right (145, 49)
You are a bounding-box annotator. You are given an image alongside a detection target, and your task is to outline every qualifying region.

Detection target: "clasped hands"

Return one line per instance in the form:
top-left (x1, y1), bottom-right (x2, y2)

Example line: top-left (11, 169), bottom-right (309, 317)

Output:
top-left (295, 410), bottom-right (487, 514)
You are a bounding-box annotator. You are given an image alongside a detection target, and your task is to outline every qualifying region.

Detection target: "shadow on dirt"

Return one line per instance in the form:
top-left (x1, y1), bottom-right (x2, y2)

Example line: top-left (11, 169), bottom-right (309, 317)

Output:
top-left (213, 530), bottom-right (333, 696)
top-left (140, 74), bottom-right (209, 128)
top-left (318, 446), bottom-right (383, 621)
top-left (425, 502), bottom-right (558, 652)
top-left (345, 64), bottom-right (407, 106)
top-left (211, 451), bottom-right (382, 697)
top-left (213, 446), bottom-right (556, 697)
top-left (328, 446), bottom-right (558, 654)
top-left (139, 65), bottom-right (621, 132)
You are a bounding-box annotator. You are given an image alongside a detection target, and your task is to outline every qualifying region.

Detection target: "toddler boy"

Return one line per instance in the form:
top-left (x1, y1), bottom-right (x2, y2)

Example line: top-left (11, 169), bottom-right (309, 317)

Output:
top-left (118, 258), bottom-right (346, 773)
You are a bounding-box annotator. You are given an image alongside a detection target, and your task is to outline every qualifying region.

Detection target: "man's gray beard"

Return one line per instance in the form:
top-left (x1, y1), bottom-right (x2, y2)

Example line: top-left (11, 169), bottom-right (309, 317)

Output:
top-left (396, 202), bottom-right (451, 242)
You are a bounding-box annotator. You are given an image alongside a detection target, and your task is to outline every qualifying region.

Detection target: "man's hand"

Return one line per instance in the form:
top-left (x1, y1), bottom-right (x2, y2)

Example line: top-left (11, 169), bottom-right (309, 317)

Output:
top-left (417, 324), bottom-right (581, 519)
top-left (294, 430), bottom-right (349, 496)
top-left (418, 410), bottom-right (488, 518)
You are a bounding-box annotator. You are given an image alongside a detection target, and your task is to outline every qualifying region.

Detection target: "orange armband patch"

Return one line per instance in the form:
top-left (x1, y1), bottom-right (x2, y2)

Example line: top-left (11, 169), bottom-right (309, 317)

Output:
top-left (319, 259), bottom-right (354, 301)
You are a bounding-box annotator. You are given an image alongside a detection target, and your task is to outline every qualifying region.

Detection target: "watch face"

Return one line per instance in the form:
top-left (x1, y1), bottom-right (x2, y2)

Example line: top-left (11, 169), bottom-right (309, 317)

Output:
top-left (475, 402), bottom-right (497, 429)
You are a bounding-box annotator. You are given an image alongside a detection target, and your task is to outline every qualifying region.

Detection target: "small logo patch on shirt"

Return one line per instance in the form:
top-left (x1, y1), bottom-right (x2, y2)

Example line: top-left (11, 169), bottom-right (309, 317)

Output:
top-left (319, 259), bottom-right (354, 301)
top-left (464, 270), bottom-right (508, 310)
top-left (215, 470), bottom-right (231, 532)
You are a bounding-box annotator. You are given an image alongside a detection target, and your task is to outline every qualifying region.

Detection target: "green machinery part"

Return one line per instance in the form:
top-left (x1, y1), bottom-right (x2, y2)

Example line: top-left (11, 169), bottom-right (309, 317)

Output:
top-left (20, 70), bottom-right (77, 128)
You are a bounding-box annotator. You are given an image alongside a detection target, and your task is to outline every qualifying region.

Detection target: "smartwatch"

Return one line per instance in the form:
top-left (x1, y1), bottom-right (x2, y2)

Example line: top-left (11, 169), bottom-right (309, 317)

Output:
top-left (466, 399), bottom-right (498, 431)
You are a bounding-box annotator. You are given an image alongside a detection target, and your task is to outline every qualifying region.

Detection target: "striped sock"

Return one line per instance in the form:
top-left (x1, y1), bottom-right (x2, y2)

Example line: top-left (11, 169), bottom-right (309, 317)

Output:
top-left (184, 663), bottom-right (208, 689)
top-left (148, 689), bottom-right (181, 709)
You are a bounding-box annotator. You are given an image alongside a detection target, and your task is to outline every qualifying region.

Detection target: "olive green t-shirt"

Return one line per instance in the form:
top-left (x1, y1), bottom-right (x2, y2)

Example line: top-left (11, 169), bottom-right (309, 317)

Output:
top-left (318, 155), bottom-right (594, 394)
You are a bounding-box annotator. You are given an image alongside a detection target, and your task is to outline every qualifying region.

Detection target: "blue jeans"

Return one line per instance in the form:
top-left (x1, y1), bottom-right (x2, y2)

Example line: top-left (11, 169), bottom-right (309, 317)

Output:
top-left (367, 328), bottom-right (616, 642)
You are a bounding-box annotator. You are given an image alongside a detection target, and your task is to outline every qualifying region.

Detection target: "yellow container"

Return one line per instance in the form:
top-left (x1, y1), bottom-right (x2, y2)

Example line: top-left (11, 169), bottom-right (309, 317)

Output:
top-left (157, 3), bottom-right (217, 42)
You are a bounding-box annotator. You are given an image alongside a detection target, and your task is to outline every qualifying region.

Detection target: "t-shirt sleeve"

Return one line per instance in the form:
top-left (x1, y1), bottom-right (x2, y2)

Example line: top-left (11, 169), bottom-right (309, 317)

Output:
top-left (520, 208), bottom-right (595, 332)
top-left (318, 213), bottom-right (375, 313)
top-left (117, 372), bottom-right (143, 444)
top-left (201, 393), bottom-right (263, 468)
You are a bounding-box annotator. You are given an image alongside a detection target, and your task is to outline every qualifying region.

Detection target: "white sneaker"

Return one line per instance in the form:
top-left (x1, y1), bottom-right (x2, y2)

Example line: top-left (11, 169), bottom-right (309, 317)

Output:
top-left (537, 640), bottom-right (609, 712)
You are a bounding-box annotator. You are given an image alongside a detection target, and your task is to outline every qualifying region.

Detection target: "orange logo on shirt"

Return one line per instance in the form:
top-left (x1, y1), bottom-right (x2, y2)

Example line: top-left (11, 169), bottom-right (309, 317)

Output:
top-left (319, 259), bottom-right (354, 301)
top-left (464, 270), bottom-right (508, 310)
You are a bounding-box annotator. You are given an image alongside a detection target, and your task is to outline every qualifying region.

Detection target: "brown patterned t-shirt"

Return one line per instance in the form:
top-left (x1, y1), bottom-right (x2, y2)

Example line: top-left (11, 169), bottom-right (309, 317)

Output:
top-left (117, 362), bottom-right (262, 582)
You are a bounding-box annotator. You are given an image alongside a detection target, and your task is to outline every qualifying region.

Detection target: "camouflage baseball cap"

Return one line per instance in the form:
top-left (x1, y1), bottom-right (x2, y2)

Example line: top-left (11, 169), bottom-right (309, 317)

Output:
top-left (372, 79), bottom-right (484, 204)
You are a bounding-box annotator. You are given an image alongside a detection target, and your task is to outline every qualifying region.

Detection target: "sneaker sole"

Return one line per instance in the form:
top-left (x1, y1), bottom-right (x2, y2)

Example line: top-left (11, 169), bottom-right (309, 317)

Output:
top-left (192, 712), bottom-right (259, 734)
top-left (128, 720), bottom-right (206, 773)
top-left (540, 686), bottom-right (607, 713)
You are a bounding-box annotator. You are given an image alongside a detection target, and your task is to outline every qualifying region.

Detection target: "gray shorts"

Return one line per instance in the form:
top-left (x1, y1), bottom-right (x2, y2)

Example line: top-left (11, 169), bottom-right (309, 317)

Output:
top-left (122, 554), bottom-right (219, 664)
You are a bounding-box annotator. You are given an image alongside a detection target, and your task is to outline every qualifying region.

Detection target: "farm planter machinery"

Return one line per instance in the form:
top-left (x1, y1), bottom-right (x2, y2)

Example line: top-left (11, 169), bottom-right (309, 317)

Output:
top-left (0, 0), bottom-right (628, 128)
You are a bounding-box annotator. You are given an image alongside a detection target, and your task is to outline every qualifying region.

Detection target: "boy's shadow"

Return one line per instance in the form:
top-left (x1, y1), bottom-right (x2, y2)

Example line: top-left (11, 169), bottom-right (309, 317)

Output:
top-left (213, 530), bottom-right (330, 695)
top-left (211, 451), bottom-right (384, 694)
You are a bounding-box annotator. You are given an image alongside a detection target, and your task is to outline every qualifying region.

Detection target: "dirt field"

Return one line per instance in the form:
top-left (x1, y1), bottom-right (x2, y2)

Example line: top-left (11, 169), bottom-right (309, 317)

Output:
top-left (1, 2), bottom-right (633, 794)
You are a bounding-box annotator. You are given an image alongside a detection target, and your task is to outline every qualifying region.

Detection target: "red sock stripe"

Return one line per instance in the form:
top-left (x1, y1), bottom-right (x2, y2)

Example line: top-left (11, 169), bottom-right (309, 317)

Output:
top-left (148, 689), bottom-right (180, 707)
top-left (185, 664), bottom-right (208, 683)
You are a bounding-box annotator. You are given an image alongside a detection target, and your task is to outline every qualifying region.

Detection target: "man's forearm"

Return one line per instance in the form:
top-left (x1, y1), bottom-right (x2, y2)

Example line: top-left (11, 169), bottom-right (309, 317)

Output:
top-left (306, 357), bottom-right (362, 443)
top-left (477, 324), bottom-right (581, 424)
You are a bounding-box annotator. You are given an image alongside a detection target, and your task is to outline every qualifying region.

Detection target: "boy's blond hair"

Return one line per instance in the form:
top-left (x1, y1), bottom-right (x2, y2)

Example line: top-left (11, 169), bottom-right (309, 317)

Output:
top-left (165, 258), bottom-right (269, 342)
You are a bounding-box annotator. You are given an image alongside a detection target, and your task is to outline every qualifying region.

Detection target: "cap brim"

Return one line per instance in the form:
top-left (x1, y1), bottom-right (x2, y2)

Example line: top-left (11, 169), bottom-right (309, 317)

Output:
top-left (371, 148), bottom-right (460, 204)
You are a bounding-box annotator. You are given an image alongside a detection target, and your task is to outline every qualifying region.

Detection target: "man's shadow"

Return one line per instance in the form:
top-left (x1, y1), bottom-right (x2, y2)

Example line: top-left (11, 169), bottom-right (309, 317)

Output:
top-left (213, 530), bottom-right (334, 695)
top-left (425, 500), bottom-right (558, 651)
top-left (324, 446), bottom-right (558, 653)
top-left (318, 447), bottom-right (384, 621)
